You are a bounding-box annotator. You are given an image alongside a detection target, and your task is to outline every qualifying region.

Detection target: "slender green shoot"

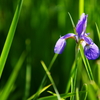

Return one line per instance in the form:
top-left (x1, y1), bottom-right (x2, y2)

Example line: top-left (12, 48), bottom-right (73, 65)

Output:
top-left (0, 51), bottom-right (26, 100)
top-left (41, 61), bottom-right (61, 100)
top-left (48, 54), bottom-right (58, 70)
top-left (0, 0), bottom-right (24, 77)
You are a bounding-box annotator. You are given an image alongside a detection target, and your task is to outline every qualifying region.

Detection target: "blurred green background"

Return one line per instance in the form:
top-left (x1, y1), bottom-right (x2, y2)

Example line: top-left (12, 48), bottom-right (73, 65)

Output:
top-left (0, 0), bottom-right (100, 99)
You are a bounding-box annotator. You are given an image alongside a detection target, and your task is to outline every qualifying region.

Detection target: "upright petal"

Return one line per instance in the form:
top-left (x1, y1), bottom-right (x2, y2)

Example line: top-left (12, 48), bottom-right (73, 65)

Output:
top-left (84, 43), bottom-right (100, 60)
top-left (76, 13), bottom-right (88, 37)
top-left (54, 37), bottom-right (66, 54)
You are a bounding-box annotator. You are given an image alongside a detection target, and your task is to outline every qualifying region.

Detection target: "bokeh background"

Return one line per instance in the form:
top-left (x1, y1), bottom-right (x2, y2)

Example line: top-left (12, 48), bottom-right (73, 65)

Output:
top-left (0, 0), bottom-right (100, 100)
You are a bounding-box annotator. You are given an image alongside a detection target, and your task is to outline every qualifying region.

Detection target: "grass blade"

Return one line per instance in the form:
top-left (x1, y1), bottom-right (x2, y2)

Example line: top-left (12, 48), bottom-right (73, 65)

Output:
top-left (0, 51), bottom-right (26, 100)
top-left (23, 64), bottom-right (31, 100)
top-left (28, 54), bottom-right (58, 99)
top-left (76, 88), bottom-right (79, 100)
top-left (23, 39), bottom-right (31, 100)
top-left (79, 44), bottom-right (94, 80)
top-left (41, 61), bottom-right (61, 100)
top-left (96, 60), bottom-right (100, 86)
top-left (0, 0), bottom-right (23, 77)
top-left (68, 12), bottom-right (76, 33)
top-left (95, 23), bottom-right (100, 41)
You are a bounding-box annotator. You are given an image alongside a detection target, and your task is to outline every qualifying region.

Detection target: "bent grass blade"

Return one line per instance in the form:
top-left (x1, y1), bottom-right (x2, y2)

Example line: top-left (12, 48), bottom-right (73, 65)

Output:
top-left (41, 61), bottom-right (61, 100)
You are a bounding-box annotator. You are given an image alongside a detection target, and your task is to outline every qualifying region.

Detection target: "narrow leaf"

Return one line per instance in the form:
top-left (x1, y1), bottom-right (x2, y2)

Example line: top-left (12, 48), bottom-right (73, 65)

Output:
top-left (95, 23), bottom-right (100, 41)
top-left (41, 61), bottom-right (61, 100)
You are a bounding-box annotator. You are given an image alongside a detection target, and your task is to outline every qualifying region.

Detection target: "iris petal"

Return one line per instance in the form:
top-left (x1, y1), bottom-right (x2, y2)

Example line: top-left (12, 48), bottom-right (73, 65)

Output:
top-left (62, 33), bottom-right (75, 39)
top-left (82, 36), bottom-right (93, 45)
top-left (54, 37), bottom-right (66, 54)
top-left (76, 13), bottom-right (88, 37)
top-left (54, 33), bottom-right (75, 54)
top-left (84, 43), bottom-right (100, 60)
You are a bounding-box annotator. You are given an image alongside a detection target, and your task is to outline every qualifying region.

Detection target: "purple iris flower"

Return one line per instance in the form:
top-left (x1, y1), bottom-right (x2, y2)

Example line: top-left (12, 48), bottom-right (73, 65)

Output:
top-left (54, 13), bottom-right (100, 60)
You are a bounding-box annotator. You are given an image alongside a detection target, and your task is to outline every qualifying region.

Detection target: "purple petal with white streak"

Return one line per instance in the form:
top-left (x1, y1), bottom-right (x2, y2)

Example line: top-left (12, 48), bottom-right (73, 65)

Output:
top-left (84, 43), bottom-right (100, 60)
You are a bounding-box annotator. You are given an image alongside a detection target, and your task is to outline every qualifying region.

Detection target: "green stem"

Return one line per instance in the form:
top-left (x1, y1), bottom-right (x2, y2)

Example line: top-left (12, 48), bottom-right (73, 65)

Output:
top-left (79, 0), bottom-right (84, 16)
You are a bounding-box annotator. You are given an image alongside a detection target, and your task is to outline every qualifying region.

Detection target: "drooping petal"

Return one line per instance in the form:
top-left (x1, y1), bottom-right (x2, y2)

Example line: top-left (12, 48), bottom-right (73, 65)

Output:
top-left (54, 37), bottom-right (66, 54)
top-left (76, 13), bottom-right (88, 37)
top-left (54, 33), bottom-right (75, 54)
top-left (84, 43), bottom-right (100, 60)
top-left (62, 33), bottom-right (76, 39)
